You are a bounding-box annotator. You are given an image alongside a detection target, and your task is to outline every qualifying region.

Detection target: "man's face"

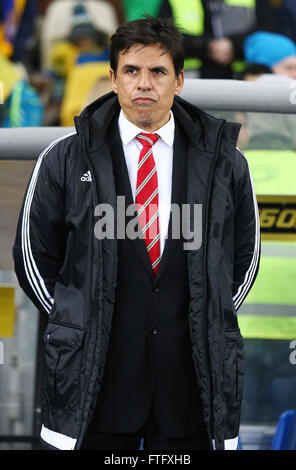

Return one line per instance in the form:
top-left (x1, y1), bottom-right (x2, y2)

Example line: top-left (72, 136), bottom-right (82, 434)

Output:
top-left (272, 56), bottom-right (296, 80)
top-left (110, 43), bottom-right (184, 132)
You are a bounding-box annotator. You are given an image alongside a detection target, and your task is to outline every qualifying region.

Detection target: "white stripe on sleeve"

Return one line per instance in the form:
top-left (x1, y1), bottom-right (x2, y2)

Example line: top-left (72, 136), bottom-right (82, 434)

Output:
top-left (21, 132), bottom-right (76, 314)
top-left (41, 424), bottom-right (77, 450)
top-left (212, 436), bottom-right (238, 450)
top-left (233, 148), bottom-right (260, 311)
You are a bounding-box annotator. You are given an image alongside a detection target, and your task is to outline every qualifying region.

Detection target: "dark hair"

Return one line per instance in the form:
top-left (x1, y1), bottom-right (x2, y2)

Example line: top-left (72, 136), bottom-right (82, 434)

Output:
top-left (242, 63), bottom-right (272, 79)
top-left (110, 15), bottom-right (184, 76)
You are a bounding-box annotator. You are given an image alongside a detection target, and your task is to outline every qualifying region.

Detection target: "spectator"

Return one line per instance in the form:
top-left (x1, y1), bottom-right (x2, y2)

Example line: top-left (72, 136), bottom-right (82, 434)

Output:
top-left (244, 31), bottom-right (296, 79)
top-left (39, 1), bottom-right (124, 23)
top-left (57, 3), bottom-right (111, 126)
top-left (40, 0), bottom-right (118, 70)
top-left (0, 0), bottom-right (37, 63)
top-left (158, 0), bottom-right (277, 79)
top-left (276, 0), bottom-right (296, 44)
top-left (0, 51), bottom-right (43, 127)
top-left (241, 63), bottom-right (272, 81)
top-left (236, 47), bottom-right (296, 151)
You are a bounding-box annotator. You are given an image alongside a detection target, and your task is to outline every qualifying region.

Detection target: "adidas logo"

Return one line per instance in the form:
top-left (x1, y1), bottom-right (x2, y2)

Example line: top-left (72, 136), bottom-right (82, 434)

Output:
top-left (81, 170), bottom-right (92, 182)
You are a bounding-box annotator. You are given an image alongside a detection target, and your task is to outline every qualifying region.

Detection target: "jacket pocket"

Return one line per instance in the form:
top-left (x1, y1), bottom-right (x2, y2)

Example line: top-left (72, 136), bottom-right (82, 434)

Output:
top-left (223, 328), bottom-right (245, 432)
top-left (44, 321), bottom-right (84, 410)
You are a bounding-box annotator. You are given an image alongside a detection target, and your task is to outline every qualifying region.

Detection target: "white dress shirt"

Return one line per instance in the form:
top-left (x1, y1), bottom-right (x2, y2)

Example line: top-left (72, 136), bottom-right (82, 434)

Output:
top-left (118, 110), bottom-right (174, 256)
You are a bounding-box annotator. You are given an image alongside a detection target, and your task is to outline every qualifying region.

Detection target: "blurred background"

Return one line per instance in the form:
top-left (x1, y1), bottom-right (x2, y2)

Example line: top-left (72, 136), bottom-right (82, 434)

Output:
top-left (0, 0), bottom-right (296, 450)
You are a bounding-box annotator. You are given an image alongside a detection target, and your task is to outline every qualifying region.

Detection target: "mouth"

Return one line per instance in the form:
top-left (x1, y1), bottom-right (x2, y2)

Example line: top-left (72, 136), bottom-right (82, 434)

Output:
top-left (133, 97), bottom-right (156, 105)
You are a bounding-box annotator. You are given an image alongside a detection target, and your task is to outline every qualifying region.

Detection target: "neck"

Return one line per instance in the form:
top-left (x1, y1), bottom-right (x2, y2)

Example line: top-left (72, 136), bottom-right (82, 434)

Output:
top-left (122, 111), bottom-right (171, 133)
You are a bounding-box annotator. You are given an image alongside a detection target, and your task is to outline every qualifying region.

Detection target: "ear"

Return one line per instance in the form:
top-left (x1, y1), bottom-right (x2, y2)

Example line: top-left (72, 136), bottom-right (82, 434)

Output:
top-left (109, 68), bottom-right (118, 94)
top-left (174, 70), bottom-right (184, 96)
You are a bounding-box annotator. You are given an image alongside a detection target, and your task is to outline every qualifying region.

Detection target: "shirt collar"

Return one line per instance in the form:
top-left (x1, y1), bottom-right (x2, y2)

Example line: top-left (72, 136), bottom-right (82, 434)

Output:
top-left (118, 109), bottom-right (175, 148)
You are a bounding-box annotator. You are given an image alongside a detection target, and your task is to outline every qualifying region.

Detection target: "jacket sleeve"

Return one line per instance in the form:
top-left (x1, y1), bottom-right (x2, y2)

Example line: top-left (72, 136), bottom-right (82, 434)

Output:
top-left (232, 147), bottom-right (261, 311)
top-left (12, 135), bottom-right (72, 315)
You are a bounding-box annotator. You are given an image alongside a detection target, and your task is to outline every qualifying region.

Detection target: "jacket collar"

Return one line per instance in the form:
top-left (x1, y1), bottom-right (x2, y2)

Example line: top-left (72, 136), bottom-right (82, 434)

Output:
top-left (118, 109), bottom-right (175, 148)
top-left (74, 92), bottom-right (120, 149)
top-left (74, 91), bottom-right (235, 154)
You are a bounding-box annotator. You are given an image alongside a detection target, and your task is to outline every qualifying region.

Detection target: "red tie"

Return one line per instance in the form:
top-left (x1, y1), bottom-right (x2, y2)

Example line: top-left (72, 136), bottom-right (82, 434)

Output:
top-left (136, 133), bottom-right (160, 275)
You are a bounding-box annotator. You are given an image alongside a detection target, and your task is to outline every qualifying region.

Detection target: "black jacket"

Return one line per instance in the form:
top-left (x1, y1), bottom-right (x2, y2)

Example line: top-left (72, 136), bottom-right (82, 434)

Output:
top-left (277, 0), bottom-right (296, 43)
top-left (13, 92), bottom-right (260, 450)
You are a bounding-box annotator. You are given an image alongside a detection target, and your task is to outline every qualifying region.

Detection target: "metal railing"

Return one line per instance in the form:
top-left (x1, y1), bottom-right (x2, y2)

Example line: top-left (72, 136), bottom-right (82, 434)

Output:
top-left (181, 78), bottom-right (296, 113)
top-left (0, 79), bottom-right (295, 160)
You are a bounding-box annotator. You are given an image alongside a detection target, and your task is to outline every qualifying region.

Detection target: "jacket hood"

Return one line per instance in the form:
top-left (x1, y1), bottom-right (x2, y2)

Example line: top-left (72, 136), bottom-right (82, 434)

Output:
top-left (74, 91), bottom-right (240, 153)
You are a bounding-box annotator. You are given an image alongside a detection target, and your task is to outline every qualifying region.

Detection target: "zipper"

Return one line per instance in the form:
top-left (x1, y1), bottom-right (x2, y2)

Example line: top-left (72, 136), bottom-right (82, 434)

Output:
top-left (202, 122), bottom-right (225, 446)
top-left (54, 348), bottom-right (62, 402)
top-left (48, 319), bottom-right (84, 331)
top-left (76, 134), bottom-right (103, 449)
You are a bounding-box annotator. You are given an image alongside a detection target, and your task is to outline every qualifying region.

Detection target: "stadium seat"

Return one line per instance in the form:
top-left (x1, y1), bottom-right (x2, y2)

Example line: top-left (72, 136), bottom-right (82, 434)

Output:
top-left (271, 410), bottom-right (296, 450)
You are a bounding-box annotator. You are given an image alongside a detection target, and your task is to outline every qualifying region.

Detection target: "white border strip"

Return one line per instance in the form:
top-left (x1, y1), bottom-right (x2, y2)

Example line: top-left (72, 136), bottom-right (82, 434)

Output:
top-left (21, 132), bottom-right (76, 314)
top-left (212, 436), bottom-right (238, 450)
top-left (41, 424), bottom-right (77, 450)
top-left (233, 148), bottom-right (260, 311)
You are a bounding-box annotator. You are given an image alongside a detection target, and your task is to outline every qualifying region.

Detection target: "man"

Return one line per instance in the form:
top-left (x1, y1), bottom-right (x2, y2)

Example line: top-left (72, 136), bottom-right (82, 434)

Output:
top-left (0, 51), bottom-right (44, 126)
top-left (244, 31), bottom-right (296, 80)
top-left (13, 16), bottom-right (260, 451)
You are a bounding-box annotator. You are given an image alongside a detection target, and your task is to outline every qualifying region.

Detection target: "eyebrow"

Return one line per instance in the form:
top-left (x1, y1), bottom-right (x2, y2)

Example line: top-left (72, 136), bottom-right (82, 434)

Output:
top-left (121, 64), bottom-right (168, 73)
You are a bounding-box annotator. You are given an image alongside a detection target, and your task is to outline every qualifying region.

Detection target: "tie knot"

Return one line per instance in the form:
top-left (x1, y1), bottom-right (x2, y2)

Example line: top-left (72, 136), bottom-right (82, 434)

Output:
top-left (136, 133), bottom-right (158, 148)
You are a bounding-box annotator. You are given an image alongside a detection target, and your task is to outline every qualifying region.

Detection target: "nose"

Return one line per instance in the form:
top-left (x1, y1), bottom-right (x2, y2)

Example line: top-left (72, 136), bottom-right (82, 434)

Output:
top-left (137, 70), bottom-right (152, 90)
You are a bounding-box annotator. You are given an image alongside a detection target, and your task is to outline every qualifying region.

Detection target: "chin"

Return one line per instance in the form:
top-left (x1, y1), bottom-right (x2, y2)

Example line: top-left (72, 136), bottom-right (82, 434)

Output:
top-left (134, 114), bottom-right (154, 129)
